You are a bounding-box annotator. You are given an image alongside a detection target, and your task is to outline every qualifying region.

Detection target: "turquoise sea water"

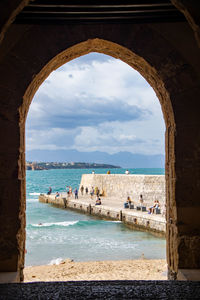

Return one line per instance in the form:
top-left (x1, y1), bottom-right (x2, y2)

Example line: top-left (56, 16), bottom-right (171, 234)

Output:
top-left (26, 168), bottom-right (166, 266)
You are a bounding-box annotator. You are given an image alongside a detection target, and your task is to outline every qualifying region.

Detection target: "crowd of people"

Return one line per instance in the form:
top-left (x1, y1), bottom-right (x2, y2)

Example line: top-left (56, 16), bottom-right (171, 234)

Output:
top-left (46, 184), bottom-right (102, 205)
top-left (46, 169), bottom-right (161, 213)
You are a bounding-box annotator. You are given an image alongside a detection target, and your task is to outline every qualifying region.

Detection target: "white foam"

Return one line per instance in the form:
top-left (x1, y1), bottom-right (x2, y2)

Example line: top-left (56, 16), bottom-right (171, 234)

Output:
top-left (29, 192), bottom-right (41, 196)
top-left (31, 221), bottom-right (78, 227)
top-left (107, 221), bottom-right (122, 223)
top-left (48, 258), bottom-right (63, 265)
top-left (27, 198), bottom-right (38, 203)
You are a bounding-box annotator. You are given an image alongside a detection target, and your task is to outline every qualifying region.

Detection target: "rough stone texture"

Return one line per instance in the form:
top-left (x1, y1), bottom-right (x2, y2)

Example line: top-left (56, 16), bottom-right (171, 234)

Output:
top-left (172, 0), bottom-right (200, 47)
top-left (0, 281), bottom-right (200, 299)
top-left (0, 1), bottom-right (200, 282)
top-left (0, 0), bottom-right (29, 44)
top-left (80, 174), bottom-right (165, 209)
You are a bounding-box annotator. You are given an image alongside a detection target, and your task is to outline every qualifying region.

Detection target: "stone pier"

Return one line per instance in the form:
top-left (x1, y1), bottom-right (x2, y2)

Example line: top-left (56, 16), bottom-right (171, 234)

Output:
top-left (39, 174), bottom-right (166, 234)
top-left (80, 174), bottom-right (165, 210)
top-left (39, 194), bottom-right (166, 235)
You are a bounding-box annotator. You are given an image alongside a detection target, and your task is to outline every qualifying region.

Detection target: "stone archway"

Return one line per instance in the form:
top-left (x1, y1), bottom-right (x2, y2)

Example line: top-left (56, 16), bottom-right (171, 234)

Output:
top-left (23, 39), bottom-right (173, 279)
top-left (0, 17), bottom-right (200, 282)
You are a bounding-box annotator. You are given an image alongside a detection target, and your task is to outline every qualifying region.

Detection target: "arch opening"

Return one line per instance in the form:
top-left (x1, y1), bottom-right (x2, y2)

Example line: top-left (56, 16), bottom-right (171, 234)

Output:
top-left (24, 46), bottom-right (169, 278)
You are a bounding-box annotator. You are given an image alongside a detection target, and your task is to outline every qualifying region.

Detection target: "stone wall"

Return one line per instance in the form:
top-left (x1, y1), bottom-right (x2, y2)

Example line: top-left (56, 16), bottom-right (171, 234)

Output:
top-left (39, 194), bottom-right (166, 234)
top-left (80, 174), bottom-right (165, 209)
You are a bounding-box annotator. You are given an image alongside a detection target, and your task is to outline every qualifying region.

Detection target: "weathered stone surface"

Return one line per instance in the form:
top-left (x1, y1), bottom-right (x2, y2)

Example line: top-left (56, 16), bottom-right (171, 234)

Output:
top-left (0, 0), bottom-right (29, 44)
top-left (172, 0), bottom-right (200, 47)
top-left (80, 174), bottom-right (165, 209)
top-left (39, 194), bottom-right (166, 234)
top-left (0, 281), bottom-right (200, 299)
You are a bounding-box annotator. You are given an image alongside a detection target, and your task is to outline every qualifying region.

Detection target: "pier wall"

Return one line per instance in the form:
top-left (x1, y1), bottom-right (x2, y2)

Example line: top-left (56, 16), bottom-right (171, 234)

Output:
top-left (80, 174), bottom-right (165, 208)
top-left (39, 194), bottom-right (166, 234)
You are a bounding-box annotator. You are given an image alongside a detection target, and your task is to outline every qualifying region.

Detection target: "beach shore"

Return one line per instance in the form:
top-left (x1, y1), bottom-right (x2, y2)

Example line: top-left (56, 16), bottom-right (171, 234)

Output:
top-left (24, 259), bottom-right (167, 282)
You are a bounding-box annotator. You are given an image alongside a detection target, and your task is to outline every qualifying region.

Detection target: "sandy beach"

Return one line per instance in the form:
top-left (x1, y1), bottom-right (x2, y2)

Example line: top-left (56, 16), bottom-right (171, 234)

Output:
top-left (24, 259), bottom-right (167, 282)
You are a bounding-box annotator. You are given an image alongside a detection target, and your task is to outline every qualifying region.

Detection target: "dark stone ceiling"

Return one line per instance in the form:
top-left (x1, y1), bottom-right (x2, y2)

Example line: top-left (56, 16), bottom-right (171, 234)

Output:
top-left (15, 0), bottom-right (186, 24)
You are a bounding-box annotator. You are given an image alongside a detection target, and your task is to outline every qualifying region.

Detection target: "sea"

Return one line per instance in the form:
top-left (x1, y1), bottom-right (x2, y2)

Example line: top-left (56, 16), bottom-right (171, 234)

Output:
top-left (26, 168), bottom-right (166, 267)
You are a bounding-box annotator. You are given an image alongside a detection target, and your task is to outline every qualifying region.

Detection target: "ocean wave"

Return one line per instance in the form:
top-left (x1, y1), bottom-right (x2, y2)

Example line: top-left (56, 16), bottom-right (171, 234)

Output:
top-left (29, 192), bottom-right (41, 196)
top-left (30, 221), bottom-right (78, 228)
top-left (107, 221), bottom-right (122, 223)
top-left (48, 258), bottom-right (63, 265)
top-left (27, 198), bottom-right (38, 203)
top-left (29, 219), bottom-right (119, 229)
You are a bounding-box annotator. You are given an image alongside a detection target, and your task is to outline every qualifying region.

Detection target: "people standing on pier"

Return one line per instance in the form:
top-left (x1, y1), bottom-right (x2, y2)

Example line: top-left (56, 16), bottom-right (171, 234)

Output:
top-left (85, 187), bottom-right (88, 195)
top-left (69, 186), bottom-right (72, 197)
top-left (80, 185), bottom-right (84, 195)
top-left (66, 186), bottom-right (70, 199)
top-left (90, 187), bottom-right (94, 199)
top-left (74, 188), bottom-right (78, 199)
top-left (94, 186), bottom-right (98, 195)
top-left (66, 185), bottom-right (69, 195)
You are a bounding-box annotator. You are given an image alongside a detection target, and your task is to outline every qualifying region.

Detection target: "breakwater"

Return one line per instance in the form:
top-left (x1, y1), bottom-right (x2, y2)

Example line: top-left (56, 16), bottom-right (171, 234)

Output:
top-left (39, 174), bottom-right (166, 235)
top-left (80, 174), bottom-right (165, 210)
top-left (39, 174), bottom-right (166, 234)
top-left (39, 195), bottom-right (166, 234)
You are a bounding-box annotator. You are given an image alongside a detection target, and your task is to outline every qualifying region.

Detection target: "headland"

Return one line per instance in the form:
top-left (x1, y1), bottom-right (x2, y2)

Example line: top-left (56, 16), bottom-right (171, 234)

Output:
top-left (26, 161), bottom-right (120, 170)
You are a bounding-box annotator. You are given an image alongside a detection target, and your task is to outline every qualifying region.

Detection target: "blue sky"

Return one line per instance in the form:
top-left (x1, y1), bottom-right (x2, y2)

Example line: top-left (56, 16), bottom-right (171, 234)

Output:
top-left (26, 53), bottom-right (165, 155)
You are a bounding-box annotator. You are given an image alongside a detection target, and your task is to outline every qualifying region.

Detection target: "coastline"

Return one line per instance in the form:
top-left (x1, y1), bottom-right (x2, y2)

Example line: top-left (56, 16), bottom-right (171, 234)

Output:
top-left (24, 259), bottom-right (167, 282)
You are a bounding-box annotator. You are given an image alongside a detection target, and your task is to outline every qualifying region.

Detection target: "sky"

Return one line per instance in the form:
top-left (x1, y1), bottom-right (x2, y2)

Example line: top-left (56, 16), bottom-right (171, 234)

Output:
top-left (26, 53), bottom-right (165, 156)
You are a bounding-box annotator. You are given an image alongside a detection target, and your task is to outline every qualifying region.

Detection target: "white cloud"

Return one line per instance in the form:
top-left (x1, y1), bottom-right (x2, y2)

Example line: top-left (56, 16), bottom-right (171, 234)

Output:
top-left (26, 128), bottom-right (80, 151)
top-left (26, 53), bottom-right (165, 155)
top-left (73, 120), bottom-right (164, 155)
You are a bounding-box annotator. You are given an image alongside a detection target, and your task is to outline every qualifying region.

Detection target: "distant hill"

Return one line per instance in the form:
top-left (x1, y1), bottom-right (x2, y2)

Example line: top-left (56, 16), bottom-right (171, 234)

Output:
top-left (26, 149), bottom-right (165, 168)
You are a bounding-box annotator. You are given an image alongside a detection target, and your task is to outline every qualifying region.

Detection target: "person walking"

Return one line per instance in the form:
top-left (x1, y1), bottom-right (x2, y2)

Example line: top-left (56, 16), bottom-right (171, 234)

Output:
top-left (66, 185), bottom-right (69, 196)
top-left (80, 185), bottom-right (84, 195)
top-left (69, 186), bottom-right (72, 197)
top-left (74, 188), bottom-right (78, 199)
top-left (85, 187), bottom-right (88, 195)
top-left (90, 187), bottom-right (94, 199)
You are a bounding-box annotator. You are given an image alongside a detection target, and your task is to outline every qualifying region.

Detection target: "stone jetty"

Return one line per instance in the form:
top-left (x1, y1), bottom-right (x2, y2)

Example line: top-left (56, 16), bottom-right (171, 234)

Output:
top-left (39, 174), bottom-right (166, 235)
top-left (80, 174), bottom-right (165, 209)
